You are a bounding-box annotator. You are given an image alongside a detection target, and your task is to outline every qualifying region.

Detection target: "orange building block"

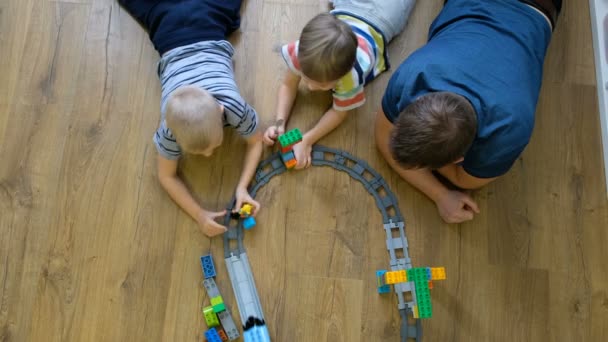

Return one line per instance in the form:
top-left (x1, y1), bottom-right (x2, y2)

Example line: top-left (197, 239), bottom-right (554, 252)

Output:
top-left (217, 329), bottom-right (228, 342)
top-left (285, 158), bottom-right (297, 169)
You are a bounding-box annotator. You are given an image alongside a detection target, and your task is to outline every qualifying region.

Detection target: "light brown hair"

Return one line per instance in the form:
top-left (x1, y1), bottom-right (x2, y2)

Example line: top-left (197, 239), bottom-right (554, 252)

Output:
top-left (298, 13), bottom-right (357, 82)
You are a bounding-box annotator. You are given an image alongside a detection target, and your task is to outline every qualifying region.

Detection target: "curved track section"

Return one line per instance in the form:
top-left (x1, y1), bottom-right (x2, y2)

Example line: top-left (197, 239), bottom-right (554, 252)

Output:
top-left (223, 145), bottom-right (422, 341)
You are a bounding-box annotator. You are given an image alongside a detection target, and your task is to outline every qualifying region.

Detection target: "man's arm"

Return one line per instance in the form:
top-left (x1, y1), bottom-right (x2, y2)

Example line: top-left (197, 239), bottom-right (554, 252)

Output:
top-left (157, 155), bottom-right (227, 236)
top-left (234, 132), bottom-right (264, 213)
top-left (436, 164), bottom-right (496, 189)
top-left (374, 109), bottom-right (480, 223)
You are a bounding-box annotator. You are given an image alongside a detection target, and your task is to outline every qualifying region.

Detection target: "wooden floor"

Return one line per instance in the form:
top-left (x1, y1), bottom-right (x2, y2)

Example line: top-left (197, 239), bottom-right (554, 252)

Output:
top-left (1, 0), bottom-right (607, 341)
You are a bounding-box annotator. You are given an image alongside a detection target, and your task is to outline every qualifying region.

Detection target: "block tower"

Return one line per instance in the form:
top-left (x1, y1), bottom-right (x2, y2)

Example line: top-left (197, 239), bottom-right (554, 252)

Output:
top-left (278, 128), bottom-right (302, 169)
top-left (376, 266), bottom-right (446, 319)
top-left (200, 254), bottom-right (240, 341)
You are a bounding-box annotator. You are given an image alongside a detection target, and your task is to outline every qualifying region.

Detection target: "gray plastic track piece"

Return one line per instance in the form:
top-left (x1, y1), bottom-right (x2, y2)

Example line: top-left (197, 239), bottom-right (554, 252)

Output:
top-left (222, 145), bottom-right (422, 342)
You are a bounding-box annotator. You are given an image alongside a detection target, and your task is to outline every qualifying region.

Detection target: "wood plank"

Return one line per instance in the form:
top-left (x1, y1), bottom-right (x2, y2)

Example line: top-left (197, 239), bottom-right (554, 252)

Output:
top-left (1, 0), bottom-right (607, 341)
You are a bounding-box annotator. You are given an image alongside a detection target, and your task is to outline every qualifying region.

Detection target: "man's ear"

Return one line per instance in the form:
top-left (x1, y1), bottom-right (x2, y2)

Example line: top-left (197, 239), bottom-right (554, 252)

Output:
top-left (452, 156), bottom-right (464, 164)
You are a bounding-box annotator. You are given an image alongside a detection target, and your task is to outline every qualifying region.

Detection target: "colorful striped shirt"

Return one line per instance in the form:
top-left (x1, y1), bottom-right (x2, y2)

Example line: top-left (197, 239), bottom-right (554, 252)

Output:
top-left (154, 40), bottom-right (259, 160)
top-left (281, 13), bottom-right (388, 111)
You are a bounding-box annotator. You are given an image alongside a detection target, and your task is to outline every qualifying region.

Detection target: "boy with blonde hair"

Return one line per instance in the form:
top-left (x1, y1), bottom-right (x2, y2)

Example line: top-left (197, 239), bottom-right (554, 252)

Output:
top-left (263, 0), bottom-right (416, 167)
top-left (120, 0), bottom-right (262, 237)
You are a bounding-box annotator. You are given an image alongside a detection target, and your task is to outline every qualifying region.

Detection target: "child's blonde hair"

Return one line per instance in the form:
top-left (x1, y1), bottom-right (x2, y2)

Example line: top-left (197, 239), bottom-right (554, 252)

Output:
top-left (298, 13), bottom-right (357, 83)
top-left (165, 86), bottom-right (223, 153)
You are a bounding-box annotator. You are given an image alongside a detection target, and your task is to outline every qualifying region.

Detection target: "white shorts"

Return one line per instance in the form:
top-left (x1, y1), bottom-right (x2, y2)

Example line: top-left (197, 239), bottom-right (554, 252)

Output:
top-left (331, 0), bottom-right (416, 43)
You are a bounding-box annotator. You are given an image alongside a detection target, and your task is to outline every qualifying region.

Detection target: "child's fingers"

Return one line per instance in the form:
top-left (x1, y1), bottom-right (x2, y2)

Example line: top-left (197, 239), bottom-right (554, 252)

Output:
top-left (262, 133), bottom-right (276, 146)
top-left (206, 223), bottom-right (227, 237)
top-left (233, 201), bottom-right (242, 213)
top-left (210, 209), bottom-right (227, 219)
top-left (250, 199), bottom-right (261, 215)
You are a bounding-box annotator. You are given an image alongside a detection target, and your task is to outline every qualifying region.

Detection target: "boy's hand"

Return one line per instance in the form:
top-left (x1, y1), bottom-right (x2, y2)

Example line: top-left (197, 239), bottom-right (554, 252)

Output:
top-left (197, 209), bottom-right (228, 237)
top-left (234, 187), bottom-right (261, 216)
top-left (263, 121), bottom-right (285, 146)
top-left (292, 140), bottom-right (312, 169)
top-left (435, 190), bottom-right (480, 223)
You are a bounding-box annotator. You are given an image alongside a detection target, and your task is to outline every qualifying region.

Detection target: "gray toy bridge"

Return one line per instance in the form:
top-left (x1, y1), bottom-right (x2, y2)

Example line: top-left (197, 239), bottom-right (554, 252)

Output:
top-left (223, 145), bottom-right (422, 341)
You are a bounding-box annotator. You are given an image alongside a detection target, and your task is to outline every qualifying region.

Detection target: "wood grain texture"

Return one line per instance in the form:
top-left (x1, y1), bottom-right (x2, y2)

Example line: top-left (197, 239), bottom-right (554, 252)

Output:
top-left (0, 0), bottom-right (606, 341)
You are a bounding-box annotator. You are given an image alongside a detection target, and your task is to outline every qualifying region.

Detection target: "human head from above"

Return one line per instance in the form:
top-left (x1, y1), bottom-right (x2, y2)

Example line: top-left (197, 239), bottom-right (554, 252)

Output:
top-left (390, 92), bottom-right (477, 169)
top-left (298, 13), bottom-right (357, 91)
top-left (165, 85), bottom-right (224, 157)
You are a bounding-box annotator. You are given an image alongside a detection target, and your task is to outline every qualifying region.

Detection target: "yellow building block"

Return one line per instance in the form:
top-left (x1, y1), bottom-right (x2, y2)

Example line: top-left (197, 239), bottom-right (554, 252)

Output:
top-left (384, 270), bottom-right (407, 284)
top-left (412, 306), bottom-right (419, 319)
top-left (239, 204), bottom-right (253, 216)
top-left (430, 267), bottom-right (446, 280)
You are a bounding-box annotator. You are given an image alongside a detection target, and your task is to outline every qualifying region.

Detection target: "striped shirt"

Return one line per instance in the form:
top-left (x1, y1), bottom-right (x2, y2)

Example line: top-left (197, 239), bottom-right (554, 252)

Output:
top-left (281, 13), bottom-right (388, 111)
top-left (154, 40), bottom-right (258, 159)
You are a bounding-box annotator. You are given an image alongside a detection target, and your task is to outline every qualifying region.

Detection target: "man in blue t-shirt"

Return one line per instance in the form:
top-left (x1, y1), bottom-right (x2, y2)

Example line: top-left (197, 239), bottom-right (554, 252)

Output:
top-left (376, 0), bottom-right (561, 223)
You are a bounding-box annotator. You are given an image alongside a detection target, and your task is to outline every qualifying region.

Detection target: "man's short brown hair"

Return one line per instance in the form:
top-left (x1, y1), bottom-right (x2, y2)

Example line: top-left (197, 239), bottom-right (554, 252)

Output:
top-left (298, 13), bottom-right (357, 82)
top-left (390, 92), bottom-right (477, 169)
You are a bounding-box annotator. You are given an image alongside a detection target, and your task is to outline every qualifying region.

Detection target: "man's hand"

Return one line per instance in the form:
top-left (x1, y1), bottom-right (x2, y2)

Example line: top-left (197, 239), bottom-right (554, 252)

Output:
top-left (263, 119), bottom-right (285, 146)
top-left (197, 209), bottom-right (228, 237)
top-left (435, 190), bottom-right (480, 223)
top-left (292, 139), bottom-right (312, 169)
top-left (234, 187), bottom-right (261, 216)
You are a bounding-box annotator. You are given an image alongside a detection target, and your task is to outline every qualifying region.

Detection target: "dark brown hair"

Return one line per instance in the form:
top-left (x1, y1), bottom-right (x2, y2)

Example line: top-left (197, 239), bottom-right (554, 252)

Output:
top-left (390, 92), bottom-right (477, 169)
top-left (298, 13), bottom-right (357, 82)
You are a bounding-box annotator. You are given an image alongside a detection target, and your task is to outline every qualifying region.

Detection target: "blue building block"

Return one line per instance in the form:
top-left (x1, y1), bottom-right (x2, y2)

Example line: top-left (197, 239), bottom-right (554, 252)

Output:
top-left (281, 150), bottom-right (295, 162)
top-left (201, 254), bottom-right (216, 279)
top-left (204, 327), bottom-right (222, 342)
top-left (243, 216), bottom-right (256, 230)
top-left (376, 270), bottom-right (391, 294)
top-left (426, 267), bottom-right (432, 280)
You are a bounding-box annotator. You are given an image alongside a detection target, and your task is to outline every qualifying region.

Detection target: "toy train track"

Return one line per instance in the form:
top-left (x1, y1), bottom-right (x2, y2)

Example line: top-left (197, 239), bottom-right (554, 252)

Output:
top-left (223, 145), bottom-right (422, 341)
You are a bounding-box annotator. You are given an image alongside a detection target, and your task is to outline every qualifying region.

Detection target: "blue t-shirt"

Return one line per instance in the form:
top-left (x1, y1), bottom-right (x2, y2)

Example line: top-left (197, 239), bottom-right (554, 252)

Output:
top-left (382, 0), bottom-right (552, 178)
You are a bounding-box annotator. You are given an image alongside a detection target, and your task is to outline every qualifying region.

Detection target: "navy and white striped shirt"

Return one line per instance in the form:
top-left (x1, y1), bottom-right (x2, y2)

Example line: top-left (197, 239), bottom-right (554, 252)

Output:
top-left (154, 40), bottom-right (258, 159)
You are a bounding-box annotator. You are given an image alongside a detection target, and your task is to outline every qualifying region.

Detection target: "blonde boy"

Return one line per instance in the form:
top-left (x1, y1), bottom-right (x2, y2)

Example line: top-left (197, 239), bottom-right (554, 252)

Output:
top-left (120, 0), bottom-right (262, 237)
top-left (263, 0), bottom-right (416, 166)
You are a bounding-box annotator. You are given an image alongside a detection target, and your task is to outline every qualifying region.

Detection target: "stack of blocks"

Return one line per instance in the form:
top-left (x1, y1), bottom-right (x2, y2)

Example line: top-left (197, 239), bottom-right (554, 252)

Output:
top-left (376, 266), bottom-right (446, 319)
top-left (278, 128), bottom-right (302, 169)
top-left (200, 254), bottom-right (240, 341)
top-left (239, 204), bottom-right (256, 230)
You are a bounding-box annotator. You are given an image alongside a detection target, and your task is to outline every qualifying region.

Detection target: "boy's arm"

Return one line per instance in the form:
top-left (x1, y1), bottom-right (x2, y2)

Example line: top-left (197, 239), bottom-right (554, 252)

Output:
top-left (233, 132), bottom-right (263, 214)
top-left (157, 155), bottom-right (227, 236)
top-left (291, 107), bottom-right (349, 168)
top-left (264, 71), bottom-right (301, 145)
top-left (374, 109), bottom-right (480, 223)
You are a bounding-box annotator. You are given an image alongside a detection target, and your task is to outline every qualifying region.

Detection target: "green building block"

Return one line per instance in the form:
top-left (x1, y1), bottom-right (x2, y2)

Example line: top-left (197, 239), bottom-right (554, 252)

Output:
top-left (416, 283), bottom-right (433, 318)
top-left (203, 306), bottom-right (220, 327)
top-left (211, 296), bottom-right (225, 313)
top-left (408, 268), bottom-right (433, 318)
top-left (278, 128), bottom-right (302, 148)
